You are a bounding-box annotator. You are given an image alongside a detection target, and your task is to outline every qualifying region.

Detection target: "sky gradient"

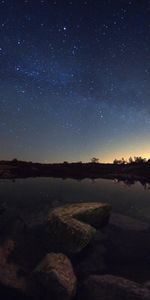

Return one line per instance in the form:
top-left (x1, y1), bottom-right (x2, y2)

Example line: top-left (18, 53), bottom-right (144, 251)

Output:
top-left (0, 0), bottom-right (150, 163)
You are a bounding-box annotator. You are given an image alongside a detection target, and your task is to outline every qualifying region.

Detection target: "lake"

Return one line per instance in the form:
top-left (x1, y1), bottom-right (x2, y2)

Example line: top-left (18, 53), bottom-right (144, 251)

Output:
top-left (0, 177), bottom-right (150, 225)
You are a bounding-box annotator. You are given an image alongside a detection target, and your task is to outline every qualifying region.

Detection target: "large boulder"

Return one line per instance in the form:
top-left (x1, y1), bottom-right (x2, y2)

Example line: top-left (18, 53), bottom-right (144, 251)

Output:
top-left (0, 239), bottom-right (26, 294)
top-left (105, 213), bottom-right (150, 263)
top-left (75, 244), bottom-right (106, 278)
top-left (46, 202), bottom-right (111, 253)
top-left (74, 231), bottom-right (107, 278)
top-left (80, 275), bottom-right (150, 300)
top-left (104, 213), bottom-right (150, 281)
top-left (30, 253), bottom-right (77, 300)
top-left (144, 281), bottom-right (150, 289)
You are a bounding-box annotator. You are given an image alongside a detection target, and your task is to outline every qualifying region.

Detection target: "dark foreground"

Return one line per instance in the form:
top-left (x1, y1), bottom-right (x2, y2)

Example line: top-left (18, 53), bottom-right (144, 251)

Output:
top-left (0, 202), bottom-right (150, 300)
top-left (0, 160), bottom-right (150, 184)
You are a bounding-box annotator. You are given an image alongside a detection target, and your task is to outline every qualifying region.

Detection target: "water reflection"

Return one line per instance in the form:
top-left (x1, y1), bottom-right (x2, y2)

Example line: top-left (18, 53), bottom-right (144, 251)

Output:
top-left (0, 177), bottom-right (150, 225)
top-left (115, 178), bottom-right (150, 190)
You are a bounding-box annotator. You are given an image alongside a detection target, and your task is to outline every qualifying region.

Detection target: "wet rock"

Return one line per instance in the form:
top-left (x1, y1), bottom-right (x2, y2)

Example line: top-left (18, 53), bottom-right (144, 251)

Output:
top-left (10, 227), bottom-right (46, 272)
top-left (0, 239), bottom-right (26, 293)
top-left (105, 213), bottom-right (150, 264)
top-left (80, 275), bottom-right (150, 300)
top-left (46, 202), bottom-right (111, 253)
top-left (30, 253), bottom-right (77, 300)
top-left (0, 221), bottom-right (46, 297)
top-left (76, 245), bottom-right (106, 278)
top-left (74, 231), bottom-right (107, 278)
top-left (0, 213), bottom-right (27, 240)
top-left (144, 281), bottom-right (150, 289)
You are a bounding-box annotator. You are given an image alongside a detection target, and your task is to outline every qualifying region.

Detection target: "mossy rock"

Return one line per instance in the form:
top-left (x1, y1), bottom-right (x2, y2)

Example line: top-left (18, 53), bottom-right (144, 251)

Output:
top-left (81, 275), bottom-right (150, 300)
top-left (46, 202), bottom-right (111, 253)
top-left (30, 253), bottom-right (77, 300)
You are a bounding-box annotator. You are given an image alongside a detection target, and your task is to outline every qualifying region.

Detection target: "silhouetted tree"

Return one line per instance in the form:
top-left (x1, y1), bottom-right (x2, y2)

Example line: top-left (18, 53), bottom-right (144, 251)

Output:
top-left (133, 156), bottom-right (147, 164)
top-left (128, 156), bottom-right (133, 164)
top-left (91, 157), bottom-right (99, 163)
top-left (113, 159), bottom-right (120, 164)
top-left (126, 156), bottom-right (147, 164)
top-left (12, 158), bottom-right (18, 162)
top-left (11, 158), bottom-right (18, 165)
top-left (113, 158), bottom-right (126, 164)
top-left (121, 157), bottom-right (127, 164)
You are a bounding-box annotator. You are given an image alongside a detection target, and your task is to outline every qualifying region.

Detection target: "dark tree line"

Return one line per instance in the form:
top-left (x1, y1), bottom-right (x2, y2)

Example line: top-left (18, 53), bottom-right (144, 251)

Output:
top-left (113, 156), bottom-right (149, 165)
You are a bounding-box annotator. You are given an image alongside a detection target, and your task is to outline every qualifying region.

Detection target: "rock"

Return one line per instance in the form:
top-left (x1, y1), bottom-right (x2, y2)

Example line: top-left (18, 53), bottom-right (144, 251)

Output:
top-left (74, 231), bottom-right (107, 278)
top-left (30, 253), bottom-right (77, 300)
top-left (75, 244), bottom-right (106, 278)
top-left (144, 281), bottom-right (150, 289)
top-left (104, 214), bottom-right (150, 264)
top-left (0, 213), bottom-right (27, 240)
top-left (80, 275), bottom-right (150, 300)
top-left (46, 202), bottom-right (111, 253)
top-left (103, 214), bottom-right (150, 281)
top-left (0, 239), bottom-right (26, 293)
top-left (0, 225), bottom-right (45, 297)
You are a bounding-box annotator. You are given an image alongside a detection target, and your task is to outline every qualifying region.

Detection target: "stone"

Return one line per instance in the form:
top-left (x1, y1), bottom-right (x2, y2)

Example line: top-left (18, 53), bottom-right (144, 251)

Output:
top-left (0, 239), bottom-right (26, 293)
top-left (104, 213), bottom-right (150, 264)
top-left (103, 214), bottom-right (150, 281)
top-left (74, 231), bottom-right (107, 278)
top-left (81, 275), bottom-right (150, 300)
top-left (31, 253), bottom-right (77, 300)
top-left (144, 281), bottom-right (150, 289)
top-left (75, 244), bottom-right (106, 278)
top-left (46, 202), bottom-right (111, 253)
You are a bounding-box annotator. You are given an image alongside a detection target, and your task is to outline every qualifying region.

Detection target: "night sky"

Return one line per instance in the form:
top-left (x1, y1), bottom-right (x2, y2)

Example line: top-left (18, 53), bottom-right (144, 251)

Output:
top-left (0, 0), bottom-right (150, 163)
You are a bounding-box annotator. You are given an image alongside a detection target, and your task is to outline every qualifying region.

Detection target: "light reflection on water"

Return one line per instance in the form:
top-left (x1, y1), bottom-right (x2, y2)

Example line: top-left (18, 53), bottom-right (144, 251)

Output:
top-left (0, 177), bottom-right (150, 224)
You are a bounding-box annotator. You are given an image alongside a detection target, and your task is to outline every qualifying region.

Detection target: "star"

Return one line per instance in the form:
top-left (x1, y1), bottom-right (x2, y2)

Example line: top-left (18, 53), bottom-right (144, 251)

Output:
top-left (0, 0), bottom-right (149, 164)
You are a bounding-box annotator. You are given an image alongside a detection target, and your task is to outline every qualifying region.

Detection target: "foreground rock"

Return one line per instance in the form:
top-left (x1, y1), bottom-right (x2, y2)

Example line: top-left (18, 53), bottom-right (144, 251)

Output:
top-left (144, 281), bottom-right (150, 289)
top-left (105, 213), bottom-right (150, 264)
top-left (103, 213), bottom-right (150, 281)
top-left (46, 202), bottom-right (111, 253)
top-left (0, 239), bottom-right (26, 294)
top-left (30, 253), bottom-right (77, 300)
top-left (81, 275), bottom-right (150, 300)
top-left (75, 245), bottom-right (106, 279)
top-left (74, 231), bottom-right (107, 278)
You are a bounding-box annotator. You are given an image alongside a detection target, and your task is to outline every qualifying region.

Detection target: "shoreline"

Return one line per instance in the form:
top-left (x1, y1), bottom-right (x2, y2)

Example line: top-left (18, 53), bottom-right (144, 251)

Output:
top-left (0, 160), bottom-right (150, 184)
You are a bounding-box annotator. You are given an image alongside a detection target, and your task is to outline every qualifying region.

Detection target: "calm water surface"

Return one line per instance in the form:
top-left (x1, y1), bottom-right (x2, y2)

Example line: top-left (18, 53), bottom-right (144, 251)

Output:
top-left (0, 177), bottom-right (150, 224)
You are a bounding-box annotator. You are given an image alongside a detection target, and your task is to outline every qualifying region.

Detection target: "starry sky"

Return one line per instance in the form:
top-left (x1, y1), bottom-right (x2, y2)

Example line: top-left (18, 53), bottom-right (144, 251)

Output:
top-left (0, 0), bottom-right (150, 163)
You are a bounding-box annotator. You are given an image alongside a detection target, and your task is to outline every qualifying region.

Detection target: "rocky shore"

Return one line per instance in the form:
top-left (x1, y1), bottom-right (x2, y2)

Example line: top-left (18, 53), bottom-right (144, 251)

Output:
top-left (0, 202), bottom-right (150, 300)
top-left (0, 160), bottom-right (150, 184)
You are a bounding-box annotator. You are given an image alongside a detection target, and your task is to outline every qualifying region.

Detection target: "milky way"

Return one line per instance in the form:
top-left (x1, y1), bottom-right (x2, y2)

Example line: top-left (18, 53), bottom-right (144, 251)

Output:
top-left (0, 0), bottom-right (150, 162)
